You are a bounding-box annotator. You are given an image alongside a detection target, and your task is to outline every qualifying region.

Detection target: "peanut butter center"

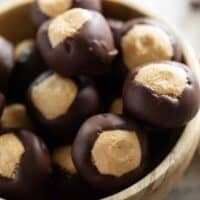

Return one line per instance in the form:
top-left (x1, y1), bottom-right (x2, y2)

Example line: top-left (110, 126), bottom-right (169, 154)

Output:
top-left (92, 130), bottom-right (142, 177)
top-left (31, 74), bottom-right (78, 120)
top-left (0, 133), bottom-right (25, 179)
top-left (122, 24), bottom-right (173, 69)
top-left (135, 63), bottom-right (187, 97)
top-left (48, 8), bottom-right (91, 47)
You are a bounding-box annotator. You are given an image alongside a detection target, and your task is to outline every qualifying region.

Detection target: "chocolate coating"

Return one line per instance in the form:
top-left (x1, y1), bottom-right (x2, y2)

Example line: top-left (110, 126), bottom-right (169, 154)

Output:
top-left (148, 127), bottom-right (183, 170)
top-left (32, 0), bottom-right (102, 28)
top-left (123, 61), bottom-right (200, 128)
top-left (37, 10), bottom-right (118, 77)
top-left (9, 40), bottom-right (46, 102)
top-left (0, 36), bottom-right (14, 91)
top-left (107, 18), bottom-right (124, 48)
top-left (27, 71), bottom-right (99, 146)
top-left (105, 19), bottom-right (128, 83)
top-left (72, 113), bottom-right (148, 192)
top-left (73, 0), bottom-right (102, 12)
top-left (120, 18), bottom-right (182, 71)
top-left (0, 129), bottom-right (51, 200)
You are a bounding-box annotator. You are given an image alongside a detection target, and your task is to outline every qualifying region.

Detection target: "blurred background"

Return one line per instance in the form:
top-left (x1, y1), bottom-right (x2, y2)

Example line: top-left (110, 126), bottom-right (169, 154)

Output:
top-left (0, 0), bottom-right (199, 199)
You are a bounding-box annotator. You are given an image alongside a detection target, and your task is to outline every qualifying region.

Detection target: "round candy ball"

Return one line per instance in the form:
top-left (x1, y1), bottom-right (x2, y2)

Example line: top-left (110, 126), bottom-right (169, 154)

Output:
top-left (72, 113), bottom-right (148, 192)
top-left (123, 61), bottom-right (200, 128)
top-left (37, 8), bottom-right (118, 77)
top-left (0, 129), bottom-right (51, 199)
top-left (27, 71), bottom-right (99, 146)
top-left (120, 18), bottom-right (182, 71)
top-left (52, 145), bottom-right (92, 199)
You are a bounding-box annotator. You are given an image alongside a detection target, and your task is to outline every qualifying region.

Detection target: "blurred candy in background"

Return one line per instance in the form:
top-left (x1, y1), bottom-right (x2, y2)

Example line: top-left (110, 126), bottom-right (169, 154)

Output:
top-left (0, 0), bottom-right (199, 56)
top-left (134, 0), bottom-right (200, 59)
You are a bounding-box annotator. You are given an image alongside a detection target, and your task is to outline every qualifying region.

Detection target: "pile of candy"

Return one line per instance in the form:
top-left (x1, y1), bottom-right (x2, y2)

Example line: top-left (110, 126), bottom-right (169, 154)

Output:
top-left (0, 0), bottom-right (199, 199)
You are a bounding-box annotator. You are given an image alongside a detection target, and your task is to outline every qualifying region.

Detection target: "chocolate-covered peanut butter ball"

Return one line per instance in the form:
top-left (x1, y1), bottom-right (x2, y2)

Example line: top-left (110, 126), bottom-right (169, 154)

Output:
top-left (52, 145), bottom-right (91, 199)
top-left (32, 0), bottom-right (102, 27)
top-left (0, 36), bottom-right (14, 91)
top-left (72, 114), bottom-right (148, 192)
top-left (27, 71), bottom-right (99, 146)
top-left (109, 98), bottom-right (123, 115)
top-left (107, 18), bottom-right (124, 48)
top-left (123, 61), bottom-right (200, 128)
top-left (37, 8), bottom-right (118, 77)
top-left (0, 130), bottom-right (51, 200)
top-left (1, 104), bottom-right (33, 130)
top-left (53, 145), bottom-right (77, 181)
top-left (120, 18), bottom-right (182, 71)
top-left (9, 39), bottom-right (46, 102)
top-left (0, 93), bottom-right (5, 117)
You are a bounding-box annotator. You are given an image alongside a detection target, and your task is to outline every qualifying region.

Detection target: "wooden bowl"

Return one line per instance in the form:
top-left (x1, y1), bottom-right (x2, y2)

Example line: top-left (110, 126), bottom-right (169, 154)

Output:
top-left (0, 0), bottom-right (200, 199)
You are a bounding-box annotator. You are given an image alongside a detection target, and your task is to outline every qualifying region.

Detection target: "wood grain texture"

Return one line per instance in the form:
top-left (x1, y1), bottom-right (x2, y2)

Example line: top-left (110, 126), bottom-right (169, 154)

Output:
top-left (0, 0), bottom-right (199, 199)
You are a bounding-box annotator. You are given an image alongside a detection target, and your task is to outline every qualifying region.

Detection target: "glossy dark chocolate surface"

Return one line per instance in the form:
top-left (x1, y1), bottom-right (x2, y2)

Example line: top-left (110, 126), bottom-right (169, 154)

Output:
top-left (72, 113), bottom-right (148, 192)
top-left (107, 18), bottom-right (124, 48)
top-left (123, 61), bottom-right (200, 128)
top-left (37, 10), bottom-right (118, 77)
top-left (0, 129), bottom-right (51, 200)
top-left (72, 0), bottom-right (102, 12)
top-left (27, 72), bottom-right (100, 147)
top-left (0, 37), bottom-right (14, 91)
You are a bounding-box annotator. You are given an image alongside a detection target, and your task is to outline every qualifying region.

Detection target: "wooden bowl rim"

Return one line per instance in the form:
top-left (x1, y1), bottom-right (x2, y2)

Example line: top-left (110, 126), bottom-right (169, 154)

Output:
top-left (0, 1), bottom-right (200, 200)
